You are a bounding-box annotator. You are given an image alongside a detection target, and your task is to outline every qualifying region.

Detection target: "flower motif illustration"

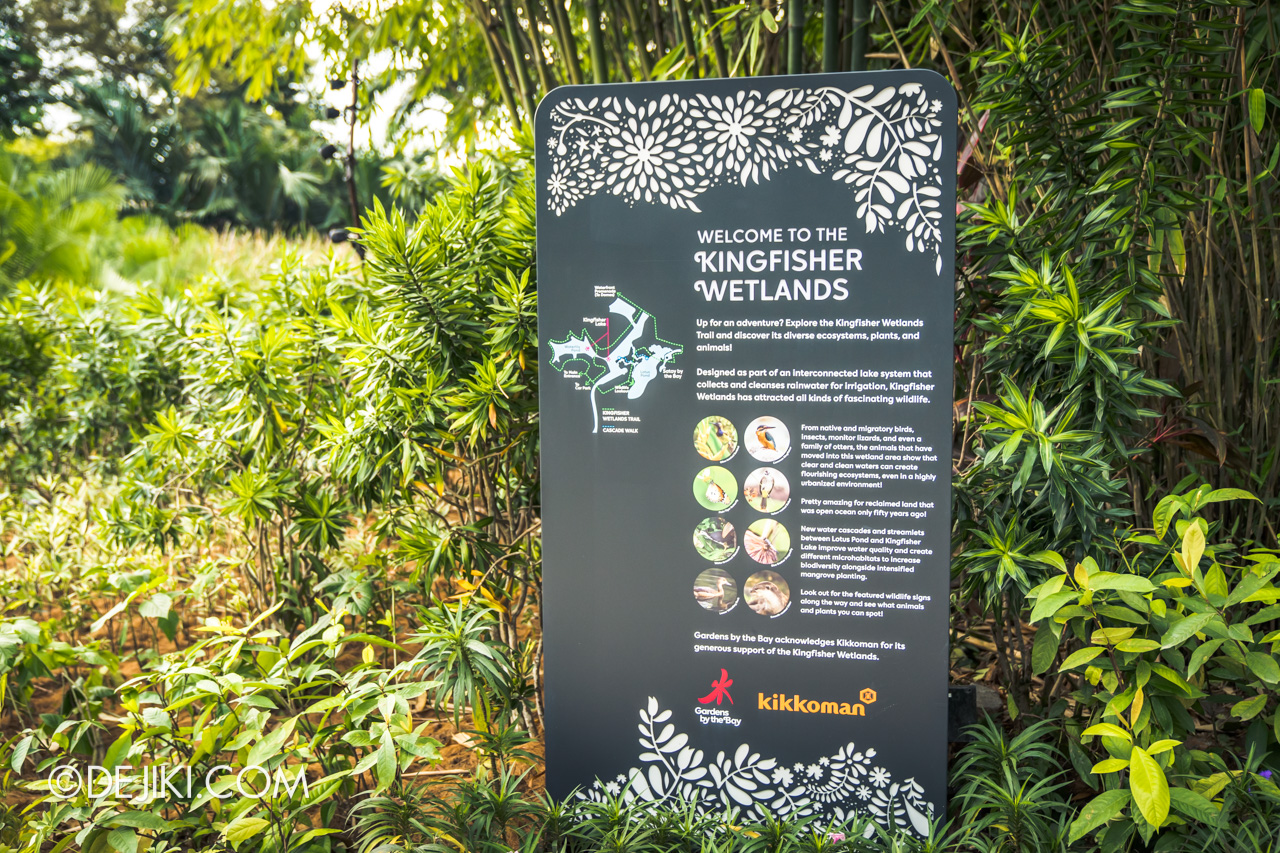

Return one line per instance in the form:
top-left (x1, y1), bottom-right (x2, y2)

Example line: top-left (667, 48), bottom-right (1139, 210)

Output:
top-left (601, 118), bottom-right (691, 206)
top-left (544, 80), bottom-right (949, 272)
top-left (579, 699), bottom-right (931, 836)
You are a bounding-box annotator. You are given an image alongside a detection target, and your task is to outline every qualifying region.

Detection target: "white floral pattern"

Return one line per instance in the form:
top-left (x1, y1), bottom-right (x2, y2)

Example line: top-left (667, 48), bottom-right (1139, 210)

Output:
top-left (577, 698), bottom-right (934, 836)
top-left (544, 81), bottom-right (949, 274)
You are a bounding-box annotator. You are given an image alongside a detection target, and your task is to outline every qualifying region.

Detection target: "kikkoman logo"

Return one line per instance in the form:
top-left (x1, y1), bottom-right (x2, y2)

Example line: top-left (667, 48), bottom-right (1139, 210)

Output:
top-left (758, 687), bottom-right (878, 717)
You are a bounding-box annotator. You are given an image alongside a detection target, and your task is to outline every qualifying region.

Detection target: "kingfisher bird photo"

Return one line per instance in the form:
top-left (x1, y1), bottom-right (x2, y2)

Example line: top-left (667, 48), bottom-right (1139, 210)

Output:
top-left (755, 423), bottom-right (777, 451)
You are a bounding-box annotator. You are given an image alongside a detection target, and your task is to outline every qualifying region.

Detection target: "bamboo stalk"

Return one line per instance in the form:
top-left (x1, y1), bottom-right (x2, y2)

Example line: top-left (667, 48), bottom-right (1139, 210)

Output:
top-left (547, 0), bottom-right (584, 85)
top-left (699, 0), bottom-right (730, 77)
top-left (821, 0), bottom-right (838, 72)
top-left (499, 0), bottom-right (538, 118)
top-left (849, 0), bottom-right (869, 71)
top-left (584, 0), bottom-right (609, 82)
top-left (787, 0), bottom-right (803, 74)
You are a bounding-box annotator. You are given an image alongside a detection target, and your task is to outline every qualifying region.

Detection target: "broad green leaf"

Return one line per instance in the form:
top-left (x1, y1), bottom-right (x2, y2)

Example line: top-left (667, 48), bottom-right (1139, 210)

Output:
top-left (107, 829), bottom-right (138, 853)
top-left (1033, 550), bottom-right (1068, 573)
top-left (138, 593), bottom-right (173, 620)
top-left (1192, 772), bottom-right (1231, 799)
top-left (1146, 739), bottom-right (1180, 755)
top-left (1115, 638), bottom-right (1161, 653)
top-left (103, 732), bottom-right (132, 771)
top-left (1082, 722), bottom-right (1132, 742)
top-left (1091, 758), bottom-right (1130, 773)
top-left (1245, 651), bottom-right (1280, 684)
top-left (1161, 612), bottom-right (1213, 649)
top-left (1068, 789), bottom-right (1131, 842)
top-left (1227, 571), bottom-right (1273, 607)
top-left (1150, 663), bottom-right (1196, 696)
top-left (247, 716), bottom-right (297, 768)
top-left (9, 735), bottom-right (32, 772)
top-left (1061, 647), bottom-right (1105, 670)
top-left (1031, 625), bottom-right (1059, 675)
top-left (224, 817), bottom-right (270, 849)
top-left (1203, 487), bottom-right (1258, 505)
top-left (106, 812), bottom-right (170, 831)
top-left (1248, 89), bottom-right (1266, 133)
top-left (1182, 524), bottom-right (1205, 574)
top-left (374, 728), bottom-right (397, 791)
top-left (1169, 787), bottom-right (1219, 823)
top-left (1187, 639), bottom-right (1223, 676)
top-left (1232, 693), bottom-right (1267, 720)
top-left (1030, 590), bottom-right (1078, 623)
top-left (1091, 627), bottom-right (1135, 646)
top-left (1152, 496), bottom-right (1178, 539)
top-left (1129, 746), bottom-right (1170, 827)
top-left (1203, 564), bottom-right (1229, 600)
top-left (1092, 573), bottom-right (1156, 593)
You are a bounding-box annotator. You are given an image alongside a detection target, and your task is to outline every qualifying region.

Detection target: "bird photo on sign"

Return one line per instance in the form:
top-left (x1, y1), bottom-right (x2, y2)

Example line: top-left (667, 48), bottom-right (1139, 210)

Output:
top-left (745, 416), bottom-right (791, 462)
top-left (693, 517), bottom-right (738, 562)
top-left (693, 415), bottom-right (739, 462)
top-left (744, 467), bottom-right (790, 513)
top-left (693, 567), bottom-right (738, 614)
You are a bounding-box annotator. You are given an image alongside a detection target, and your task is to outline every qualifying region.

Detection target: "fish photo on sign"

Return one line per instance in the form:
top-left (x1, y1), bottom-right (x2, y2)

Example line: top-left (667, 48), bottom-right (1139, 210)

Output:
top-left (745, 417), bottom-right (791, 462)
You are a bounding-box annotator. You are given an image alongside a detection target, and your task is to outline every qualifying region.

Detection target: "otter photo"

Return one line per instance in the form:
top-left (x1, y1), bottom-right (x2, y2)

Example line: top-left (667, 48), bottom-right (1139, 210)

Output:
top-left (744, 570), bottom-right (791, 616)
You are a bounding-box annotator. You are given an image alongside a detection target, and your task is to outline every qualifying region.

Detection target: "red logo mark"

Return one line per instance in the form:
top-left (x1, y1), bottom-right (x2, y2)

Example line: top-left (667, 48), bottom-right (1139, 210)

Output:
top-left (698, 669), bottom-right (734, 705)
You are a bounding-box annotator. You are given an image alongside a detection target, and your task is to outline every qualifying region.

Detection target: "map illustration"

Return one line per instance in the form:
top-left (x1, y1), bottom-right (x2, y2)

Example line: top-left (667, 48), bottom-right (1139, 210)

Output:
top-left (547, 295), bottom-right (682, 433)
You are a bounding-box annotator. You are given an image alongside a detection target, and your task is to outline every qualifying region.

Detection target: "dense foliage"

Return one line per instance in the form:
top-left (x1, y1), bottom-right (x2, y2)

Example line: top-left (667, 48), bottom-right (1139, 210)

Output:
top-left (1, 0), bottom-right (1279, 851)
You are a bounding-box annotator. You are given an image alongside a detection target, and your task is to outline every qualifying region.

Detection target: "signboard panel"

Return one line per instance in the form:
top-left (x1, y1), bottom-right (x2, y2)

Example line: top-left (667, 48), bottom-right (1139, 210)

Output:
top-left (536, 70), bottom-right (956, 834)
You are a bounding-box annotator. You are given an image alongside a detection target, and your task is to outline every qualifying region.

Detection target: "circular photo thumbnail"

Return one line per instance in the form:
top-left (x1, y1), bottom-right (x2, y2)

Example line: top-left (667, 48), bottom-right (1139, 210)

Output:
top-left (744, 467), bottom-right (790, 513)
top-left (744, 570), bottom-right (791, 617)
top-left (693, 517), bottom-right (738, 562)
top-left (694, 466), bottom-right (738, 511)
top-left (693, 567), bottom-right (738, 614)
top-left (693, 416), bottom-right (738, 462)
top-left (745, 417), bottom-right (791, 462)
top-left (744, 519), bottom-right (791, 565)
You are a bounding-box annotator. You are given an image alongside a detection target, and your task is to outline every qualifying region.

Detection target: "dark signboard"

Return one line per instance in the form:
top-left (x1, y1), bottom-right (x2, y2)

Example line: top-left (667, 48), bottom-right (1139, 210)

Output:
top-left (536, 70), bottom-right (956, 835)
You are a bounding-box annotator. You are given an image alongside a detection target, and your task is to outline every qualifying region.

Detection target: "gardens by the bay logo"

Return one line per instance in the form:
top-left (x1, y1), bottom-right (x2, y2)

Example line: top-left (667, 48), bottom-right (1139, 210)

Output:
top-left (695, 668), bottom-right (742, 727)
